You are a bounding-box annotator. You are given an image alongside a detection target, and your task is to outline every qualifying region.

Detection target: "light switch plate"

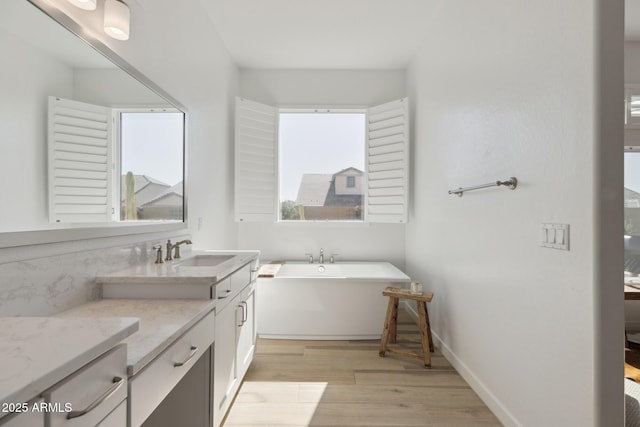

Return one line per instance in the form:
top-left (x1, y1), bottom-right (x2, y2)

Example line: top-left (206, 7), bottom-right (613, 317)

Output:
top-left (540, 223), bottom-right (569, 250)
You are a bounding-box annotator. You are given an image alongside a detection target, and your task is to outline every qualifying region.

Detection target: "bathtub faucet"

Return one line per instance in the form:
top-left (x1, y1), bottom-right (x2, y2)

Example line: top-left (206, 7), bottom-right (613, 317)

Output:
top-left (304, 248), bottom-right (326, 263)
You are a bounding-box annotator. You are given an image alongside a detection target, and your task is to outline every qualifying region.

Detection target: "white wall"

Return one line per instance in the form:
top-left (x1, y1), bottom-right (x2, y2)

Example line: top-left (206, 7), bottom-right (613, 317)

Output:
top-left (239, 69), bottom-right (405, 107)
top-left (74, 69), bottom-right (168, 107)
top-left (0, 28), bottom-right (73, 232)
top-left (405, 1), bottom-right (622, 426)
top-left (237, 70), bottom-right (406, 265)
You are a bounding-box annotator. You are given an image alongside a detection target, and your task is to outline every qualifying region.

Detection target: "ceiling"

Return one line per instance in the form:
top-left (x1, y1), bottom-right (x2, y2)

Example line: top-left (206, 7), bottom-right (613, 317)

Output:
top-left (201, 0), bottom-right (640, 70)
top-left (199, 0), bottom-right (433, 69)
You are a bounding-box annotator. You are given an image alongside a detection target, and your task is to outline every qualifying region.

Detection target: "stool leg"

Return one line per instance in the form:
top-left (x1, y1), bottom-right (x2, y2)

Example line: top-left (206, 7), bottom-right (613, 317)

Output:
top-left (417, 301), bottom-right (432, 367)
top-left (379, 297), bottom-right (396, 357)
top-left (389, 297), bottom-right (399, 344)
top-left (422, 301), bottom-right (434, 352)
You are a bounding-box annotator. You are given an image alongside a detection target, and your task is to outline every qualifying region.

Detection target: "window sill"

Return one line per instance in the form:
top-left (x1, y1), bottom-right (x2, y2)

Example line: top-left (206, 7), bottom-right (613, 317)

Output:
top-left (273, 221), bottom-right (404, 228)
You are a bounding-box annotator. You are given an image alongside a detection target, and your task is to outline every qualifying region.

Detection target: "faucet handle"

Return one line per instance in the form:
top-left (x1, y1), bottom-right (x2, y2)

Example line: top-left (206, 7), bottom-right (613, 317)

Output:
top-left (165, 240), bottom-right (173, 261)
top-left (330, 253), bottom-right (339, 264)
top-left (304, 253), bottom-right (314, 263)
top-left (153, 245), bottom-right (164, 264)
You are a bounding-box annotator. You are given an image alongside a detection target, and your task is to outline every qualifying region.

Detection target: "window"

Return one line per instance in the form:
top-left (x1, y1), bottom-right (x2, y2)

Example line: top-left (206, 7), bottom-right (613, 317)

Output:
top-left (234, 97), bottom-right (409, 223)
top-left (119, 111), bottom-right (184, 222)
top-left (278, 112), bottom-right (365, 221)
top-left (626, 85), bottom-right (640, 128)
top-left (625, 150), bottom-right (640, 275)
top-left (48, 97), bottom-right (184, 224)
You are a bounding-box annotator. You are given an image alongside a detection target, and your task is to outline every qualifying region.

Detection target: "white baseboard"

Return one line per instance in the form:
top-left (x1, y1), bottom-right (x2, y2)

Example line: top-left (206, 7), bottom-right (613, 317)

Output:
top-left (400, 300), bottom-right (521, 427)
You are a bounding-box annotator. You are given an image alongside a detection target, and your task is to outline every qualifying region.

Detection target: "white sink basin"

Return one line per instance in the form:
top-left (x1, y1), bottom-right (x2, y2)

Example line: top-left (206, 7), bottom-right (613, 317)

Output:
top-left (176, 254), bottom-right (235, 267)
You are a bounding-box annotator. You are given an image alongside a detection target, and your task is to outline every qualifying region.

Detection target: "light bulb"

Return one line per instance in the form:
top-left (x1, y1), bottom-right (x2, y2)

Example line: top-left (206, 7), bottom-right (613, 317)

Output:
top-left (67, 0), bottom-right (97, 11)
top-left (104, 0), bottom-right (130, 41)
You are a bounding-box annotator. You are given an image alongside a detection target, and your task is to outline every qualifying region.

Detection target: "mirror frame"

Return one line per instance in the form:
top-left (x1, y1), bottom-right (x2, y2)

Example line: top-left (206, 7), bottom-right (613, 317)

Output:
top-left (0, 0), bottom-right (189, 249)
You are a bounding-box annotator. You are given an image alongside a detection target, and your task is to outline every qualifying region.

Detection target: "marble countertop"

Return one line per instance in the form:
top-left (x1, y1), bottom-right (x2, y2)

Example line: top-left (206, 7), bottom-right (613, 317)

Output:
top-left (96, 250), bottom-right (259, 285)
top-left (0, 316), bottom-right (138, 418)
top-left (56, 299), bottom-right (216, 376)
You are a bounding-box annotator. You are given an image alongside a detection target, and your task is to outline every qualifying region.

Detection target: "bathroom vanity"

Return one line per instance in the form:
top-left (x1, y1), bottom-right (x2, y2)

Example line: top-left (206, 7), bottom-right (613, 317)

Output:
top-left (0, 250), bottom-right (259, 427)
top-left (0, 317), bottom-right (138, 427)
top-left (56, 299), bottom-right (216, 427)
top-left (97, 250), bottom-right (260, 427)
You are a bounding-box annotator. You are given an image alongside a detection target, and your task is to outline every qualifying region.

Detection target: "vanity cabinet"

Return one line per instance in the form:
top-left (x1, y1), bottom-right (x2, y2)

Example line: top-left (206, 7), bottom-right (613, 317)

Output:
top-left (213, 261), bottom-right (257, 427)
top-left (236, 282), bottom-right (256, 379)
top-left (0, 400), bottom-right (44, 427)
top-left (43, 344), bottom-right (128, 427)
top-left (129, 310), bottom-right (215, 427)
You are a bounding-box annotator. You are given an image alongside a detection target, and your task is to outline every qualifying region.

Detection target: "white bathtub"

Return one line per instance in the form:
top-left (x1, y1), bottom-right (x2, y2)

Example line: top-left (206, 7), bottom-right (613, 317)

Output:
top-left (256, 262), bottom-right (410, 340)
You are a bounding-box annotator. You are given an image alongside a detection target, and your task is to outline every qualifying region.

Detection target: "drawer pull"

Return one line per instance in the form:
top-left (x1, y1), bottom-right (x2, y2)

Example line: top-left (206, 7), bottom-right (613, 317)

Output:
top-left (241, 301), bottom-right (248, 322)
top-left (174, 346), bottom-right (198, 367)
top-left (66, 376), bottom-right (124, 419)
top-left (218, 289), bottom-right (232, 300)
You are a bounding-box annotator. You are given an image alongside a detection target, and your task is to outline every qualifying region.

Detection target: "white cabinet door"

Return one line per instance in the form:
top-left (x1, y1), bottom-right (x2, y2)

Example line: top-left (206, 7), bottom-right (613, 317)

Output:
top-left (44, 345), bottom-right (127, 427)
top-left (213, 263), bottom-right (258, 427)
top-left (213, 297), bottom-right (239, 427)
top-left (236, 284), bottom-right (256, 379)
top-left (130, 311), bottom-right (215, 427)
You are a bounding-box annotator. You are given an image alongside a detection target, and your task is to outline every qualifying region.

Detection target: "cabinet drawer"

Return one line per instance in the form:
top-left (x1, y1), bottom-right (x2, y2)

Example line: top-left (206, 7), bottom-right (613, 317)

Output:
top-left (96, 400), bottom-right (126, 427)
top-left (214, 276), bottom-right (232, 311)
top-left (249, 259), bottom-right (259, 283)
top-left (129, 310), bottom-right (215, 427)
top-left (230, 263), bottom-right (251, 295)
top-left (43, 345), bottom-right (127, 427)
top-left (0, 399), bottom-right (44, 427)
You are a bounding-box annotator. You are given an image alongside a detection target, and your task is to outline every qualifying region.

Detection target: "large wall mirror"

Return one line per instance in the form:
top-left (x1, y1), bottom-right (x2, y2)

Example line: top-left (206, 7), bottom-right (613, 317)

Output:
top-left (0, 0), bottom-right (186, 248)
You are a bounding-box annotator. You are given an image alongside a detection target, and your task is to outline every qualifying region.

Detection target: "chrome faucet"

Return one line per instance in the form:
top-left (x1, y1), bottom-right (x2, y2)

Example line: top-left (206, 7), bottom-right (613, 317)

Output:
top-left (172, 239), bottom-right (192, 259)
top-left (319, 248), bottom-right (324, 264)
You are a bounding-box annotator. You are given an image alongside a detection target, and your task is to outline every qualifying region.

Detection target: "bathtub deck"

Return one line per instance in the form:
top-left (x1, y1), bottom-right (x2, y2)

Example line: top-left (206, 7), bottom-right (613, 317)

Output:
top-left (223, 309), bottom-right (501, 427)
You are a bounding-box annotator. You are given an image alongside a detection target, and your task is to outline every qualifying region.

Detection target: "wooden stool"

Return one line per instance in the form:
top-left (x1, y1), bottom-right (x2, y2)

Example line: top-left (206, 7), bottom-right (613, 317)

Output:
top-left (379, 286), bottom-right (434, 367)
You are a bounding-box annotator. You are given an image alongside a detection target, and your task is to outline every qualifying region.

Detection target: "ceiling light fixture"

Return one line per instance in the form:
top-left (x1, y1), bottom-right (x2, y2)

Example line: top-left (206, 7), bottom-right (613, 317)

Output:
top-left (104, 0), bottom-right (130, 41)
top-left (67, 0), bottom-right (97, 11)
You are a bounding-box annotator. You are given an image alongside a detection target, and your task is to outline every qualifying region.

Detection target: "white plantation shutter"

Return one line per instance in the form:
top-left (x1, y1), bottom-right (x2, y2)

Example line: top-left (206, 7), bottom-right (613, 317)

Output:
top-left (235, 97), bottom-right (278, 222)
top-left (366, 97), bottom-right (409, 223)
top-left (48, 96), bottom-right (113, 223)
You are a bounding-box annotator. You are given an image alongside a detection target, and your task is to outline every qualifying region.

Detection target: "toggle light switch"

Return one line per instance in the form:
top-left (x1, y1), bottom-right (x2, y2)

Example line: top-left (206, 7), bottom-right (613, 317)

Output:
top-left (540, 223), bottom-right (570, 250)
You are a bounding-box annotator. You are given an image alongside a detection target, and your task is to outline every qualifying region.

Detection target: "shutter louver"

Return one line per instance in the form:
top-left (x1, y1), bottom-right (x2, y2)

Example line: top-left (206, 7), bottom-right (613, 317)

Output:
top-left (48, 96), bottom-right (112, 223)
top-left (366, 98), bottom-right (409, 223)
top-left (235, 97), bottom-right (278, 222)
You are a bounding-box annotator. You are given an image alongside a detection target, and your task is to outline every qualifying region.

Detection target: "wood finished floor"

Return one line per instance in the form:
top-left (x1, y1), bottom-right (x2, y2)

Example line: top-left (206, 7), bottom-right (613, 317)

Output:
top-left (223, 309), bottom-right (502, 427)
